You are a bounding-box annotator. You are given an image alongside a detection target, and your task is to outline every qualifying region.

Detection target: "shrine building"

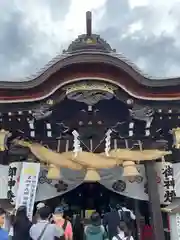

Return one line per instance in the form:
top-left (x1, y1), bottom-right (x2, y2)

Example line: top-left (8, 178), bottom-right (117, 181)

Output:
top-left (0, 11), bottom-right (180, 240)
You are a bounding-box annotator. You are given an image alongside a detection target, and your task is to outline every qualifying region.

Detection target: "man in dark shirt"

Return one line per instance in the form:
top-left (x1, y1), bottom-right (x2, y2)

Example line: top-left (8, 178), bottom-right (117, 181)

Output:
top-left (103, 204), bottom-right (121, 240)
top-left (0, 208), bottom-right (8, 240)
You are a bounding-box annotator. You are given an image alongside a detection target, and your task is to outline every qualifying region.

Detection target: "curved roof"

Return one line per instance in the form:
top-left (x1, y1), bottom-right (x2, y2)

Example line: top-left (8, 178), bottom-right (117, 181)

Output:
top-left (0, 11), bottom-right (180, 103)
top-left (0, 51), bottom-right (180, 89)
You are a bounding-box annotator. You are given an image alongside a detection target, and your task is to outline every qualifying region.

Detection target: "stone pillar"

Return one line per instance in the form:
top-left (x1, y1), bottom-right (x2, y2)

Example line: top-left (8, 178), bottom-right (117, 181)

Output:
top-left (145, 161), bottom-right (165, 240)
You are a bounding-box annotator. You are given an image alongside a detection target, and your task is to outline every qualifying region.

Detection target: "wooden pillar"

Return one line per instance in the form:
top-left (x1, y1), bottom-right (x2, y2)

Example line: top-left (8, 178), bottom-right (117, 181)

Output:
top-left (134, 199), bottom-right (141, 240)
top-left (145, 161), bottom-right (165, 240)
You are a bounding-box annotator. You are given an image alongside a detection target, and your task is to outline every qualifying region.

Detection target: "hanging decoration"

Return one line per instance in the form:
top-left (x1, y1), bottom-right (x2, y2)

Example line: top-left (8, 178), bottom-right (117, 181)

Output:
top-left (171, 127), bottom-right (180, 148)
top-left (72, 130), bottom-right (81, 157)
top-left (14, 140), bottom-right (83, 170)
top-left (47, 164), bottom-right (61, 180)
top-left (108, 149), bottom-right (171, 161)
top-left (62, 151), bottom-right (118, 182)
top-left (14, 139), bottom-right (172, 183)
top-left (105, 129), bottom-right (112, 156)
top-left (122, 161), bottom-right (141, 181)
top-left (162, 162), bottom-right (176, 204)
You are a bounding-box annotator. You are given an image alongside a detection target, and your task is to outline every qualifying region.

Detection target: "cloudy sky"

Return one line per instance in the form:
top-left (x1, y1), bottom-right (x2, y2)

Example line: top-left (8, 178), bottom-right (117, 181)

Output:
top-left (1, 0), bottom-right (180, 81)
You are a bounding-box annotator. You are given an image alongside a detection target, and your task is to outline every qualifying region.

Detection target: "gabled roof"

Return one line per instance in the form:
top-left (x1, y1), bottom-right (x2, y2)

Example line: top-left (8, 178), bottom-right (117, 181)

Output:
top-left (0, 12), bottom-right (180, 103)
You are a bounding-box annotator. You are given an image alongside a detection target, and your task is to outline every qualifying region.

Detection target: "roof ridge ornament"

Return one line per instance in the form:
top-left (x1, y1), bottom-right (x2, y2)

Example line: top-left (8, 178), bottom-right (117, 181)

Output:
top-left (64, 12), bottom-right (113, 53)
top-left (86, 11), bottom-right (92, 37)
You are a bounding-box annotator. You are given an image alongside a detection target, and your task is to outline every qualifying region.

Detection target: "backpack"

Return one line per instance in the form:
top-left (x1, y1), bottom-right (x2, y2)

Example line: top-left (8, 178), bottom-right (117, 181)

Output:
top-left (59, 220), bottom-right (68, 240)
top-left (119, 209), bottom-right (131, 223)
top-left (85, 225), bottom-right (107, 240)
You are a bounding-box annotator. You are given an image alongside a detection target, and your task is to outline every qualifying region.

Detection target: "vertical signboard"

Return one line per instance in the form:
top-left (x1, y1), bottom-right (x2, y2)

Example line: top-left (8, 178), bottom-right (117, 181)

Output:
top-left (7, 162), bottom-right (22, 204)
top-left (15, 162), bottom-right (40, 220)
top-left (162, 162), bottom-right (176, 204)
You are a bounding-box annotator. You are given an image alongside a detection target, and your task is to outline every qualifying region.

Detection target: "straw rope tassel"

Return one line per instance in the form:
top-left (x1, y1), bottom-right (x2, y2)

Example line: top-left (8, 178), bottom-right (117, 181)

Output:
top-left (47, 142), bottom-right (61, 180)
top-left (122, 139), bottom-right (141, 180)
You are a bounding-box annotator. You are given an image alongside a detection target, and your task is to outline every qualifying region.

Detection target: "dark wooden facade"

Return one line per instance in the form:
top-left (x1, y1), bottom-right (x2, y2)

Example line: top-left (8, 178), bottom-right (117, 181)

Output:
top-left (0, 11), bottom-right (179, 240)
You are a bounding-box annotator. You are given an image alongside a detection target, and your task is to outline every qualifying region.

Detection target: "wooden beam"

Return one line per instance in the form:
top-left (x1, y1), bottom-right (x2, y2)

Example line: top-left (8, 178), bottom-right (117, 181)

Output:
top-left (145, 161), bottom-right (165, 240)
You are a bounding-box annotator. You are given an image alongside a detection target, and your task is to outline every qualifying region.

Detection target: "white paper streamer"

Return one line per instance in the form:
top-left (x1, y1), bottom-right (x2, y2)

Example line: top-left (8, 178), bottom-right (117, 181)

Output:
top-left (72, 130), bottom-right (81, 157)
top-left (105, 129), bottom-right (112, 156)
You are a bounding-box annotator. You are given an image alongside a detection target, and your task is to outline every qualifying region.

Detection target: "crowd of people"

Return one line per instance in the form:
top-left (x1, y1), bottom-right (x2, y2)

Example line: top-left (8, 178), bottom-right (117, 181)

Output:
top-left (0, 201), bottom-right (135, 240)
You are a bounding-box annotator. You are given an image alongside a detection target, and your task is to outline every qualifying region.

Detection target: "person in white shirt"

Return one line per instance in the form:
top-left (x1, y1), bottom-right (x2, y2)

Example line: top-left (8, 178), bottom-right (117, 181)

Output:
top-left (112, 222), bottom-right (134, 240)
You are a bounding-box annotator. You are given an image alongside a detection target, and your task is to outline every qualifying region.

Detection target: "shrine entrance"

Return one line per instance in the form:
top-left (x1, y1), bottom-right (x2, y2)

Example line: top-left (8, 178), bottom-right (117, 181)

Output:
top-left (1, 11), bottom-right (179, 240)
top-left (44, 182), bottom-right (147, 220)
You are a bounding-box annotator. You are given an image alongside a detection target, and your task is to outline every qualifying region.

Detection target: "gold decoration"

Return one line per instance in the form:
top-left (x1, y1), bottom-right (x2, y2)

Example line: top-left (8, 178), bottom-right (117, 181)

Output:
top-left (171, 127), bottom-right (180, 148)
top-left (86, 38), bottom-right (96, 44)
top-left (64, 82), bottom-right (116, 105)
top-left (46, 99), bottom-right (54, 105)
top-left (64, 82), bottom-right (116, 95)
top-left (0, 129), bottom-right (11, 151)
top-left (47, 164), bottom-right (61, 180)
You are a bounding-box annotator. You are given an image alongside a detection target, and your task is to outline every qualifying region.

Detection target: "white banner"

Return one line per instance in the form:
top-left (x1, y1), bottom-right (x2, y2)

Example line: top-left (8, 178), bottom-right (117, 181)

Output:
top-left (35, 168), bottom-right (84, 202)
top-left (0, 165), bottom-right (8, 199)
top-left (15, 162), bottom-right (40, 220)
top-left (99, 164), bottom-right (162, 201)
top-left (1, 162), bottom-right (180, 203)
top-left (36, 163), bottom-right (177, 204)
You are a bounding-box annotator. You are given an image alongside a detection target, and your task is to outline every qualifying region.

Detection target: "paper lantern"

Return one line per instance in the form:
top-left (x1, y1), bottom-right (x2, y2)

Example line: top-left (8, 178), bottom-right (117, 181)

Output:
top-left (171, 127), bottom-right (180, 149)
top-left (0, 129), bottom-right (11, 151)
top-left (122, 161), bottom-right (141, 181)
top-left (47, 164), bottom-right (61, 180)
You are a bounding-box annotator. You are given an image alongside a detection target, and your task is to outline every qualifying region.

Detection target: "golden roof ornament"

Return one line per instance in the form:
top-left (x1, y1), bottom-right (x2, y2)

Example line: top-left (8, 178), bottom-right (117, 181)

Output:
top-left (64, 82), bottom-right (116, 95)
top-left (65, 11), bottom-right (113, 53)
top-left (64, 82), bottom-right (116, 105)
top-left (85, 38), bottom-right (97, 44)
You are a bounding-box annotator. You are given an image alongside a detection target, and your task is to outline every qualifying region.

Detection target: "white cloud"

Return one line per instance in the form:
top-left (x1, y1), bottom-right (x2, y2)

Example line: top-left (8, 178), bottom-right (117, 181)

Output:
top-left (1, 0), bottom-right (180, 79)
top-left (64, 0), bottom-right (107, 35)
